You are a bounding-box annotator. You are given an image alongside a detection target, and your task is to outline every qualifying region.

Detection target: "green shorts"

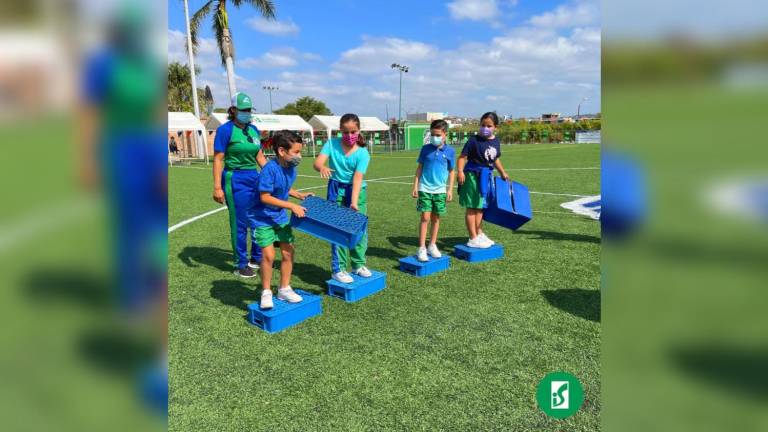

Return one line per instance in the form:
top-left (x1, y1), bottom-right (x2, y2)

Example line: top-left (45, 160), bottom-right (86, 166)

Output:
top-left (458, 172), bottom-right (485, 209)
top-left (254, 223), bottom-right (294, 248)
top-left (417, 191), bottom-right (447, 215)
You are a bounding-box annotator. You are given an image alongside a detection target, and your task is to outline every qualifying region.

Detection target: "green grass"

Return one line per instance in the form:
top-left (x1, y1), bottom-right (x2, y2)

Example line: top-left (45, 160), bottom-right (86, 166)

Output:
top-left (168, 143), bottom-right (601, 431)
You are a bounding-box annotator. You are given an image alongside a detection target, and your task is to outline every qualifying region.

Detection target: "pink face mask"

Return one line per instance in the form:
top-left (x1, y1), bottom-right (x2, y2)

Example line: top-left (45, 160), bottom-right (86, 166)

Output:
top-left (342, 132), bottom-right (360, 145)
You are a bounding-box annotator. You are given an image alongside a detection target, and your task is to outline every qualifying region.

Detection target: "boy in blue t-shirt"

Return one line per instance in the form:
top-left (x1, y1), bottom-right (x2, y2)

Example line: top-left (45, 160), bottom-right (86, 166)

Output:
top-left (411, 119), bottom-right (456, 261)
top-left (253, 130), bottom-right (313, 309)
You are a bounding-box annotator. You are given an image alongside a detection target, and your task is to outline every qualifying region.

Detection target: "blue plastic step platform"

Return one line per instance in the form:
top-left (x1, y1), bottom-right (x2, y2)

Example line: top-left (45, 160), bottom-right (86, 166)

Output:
top-left (483, 177), bottom-right (533, 230)
top-left (398, 255), bottom-right (450, 277)
top-left (247, 289), bottom-right (322, 333)
top-left (326, 271), bottom-right (386, 303)
top-left (290, 196), bottom-right (368, 249)
top-left (453, 244), bottom-right (504, 263)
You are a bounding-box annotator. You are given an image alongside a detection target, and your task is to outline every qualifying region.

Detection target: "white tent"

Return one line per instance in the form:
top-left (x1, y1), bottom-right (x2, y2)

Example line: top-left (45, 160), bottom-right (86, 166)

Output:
top-left (308, 115), bottom-right (390, 154)
top-left (205, 113), bottom-right (316, 155)
top-left (168, 112), bottom-right (208, 164)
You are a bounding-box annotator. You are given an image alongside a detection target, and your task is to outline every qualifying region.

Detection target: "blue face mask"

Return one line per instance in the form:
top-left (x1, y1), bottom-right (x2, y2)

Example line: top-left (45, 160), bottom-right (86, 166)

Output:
top-left (430, 135), bottom-right (443, 146)
top-left (236, 110), bottom-right (252, 124)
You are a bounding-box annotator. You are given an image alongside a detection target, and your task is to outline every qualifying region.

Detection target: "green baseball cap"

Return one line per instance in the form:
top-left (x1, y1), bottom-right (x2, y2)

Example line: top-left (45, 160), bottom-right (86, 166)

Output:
top-left (232, 92), bottom-right (253, 110)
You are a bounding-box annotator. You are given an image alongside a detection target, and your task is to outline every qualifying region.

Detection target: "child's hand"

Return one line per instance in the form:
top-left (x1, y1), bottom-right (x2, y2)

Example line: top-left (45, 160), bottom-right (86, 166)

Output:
top-left (301, 192), bottom-right (315, 200)
top-left (291, 204), bottom-right (307, 218)
top-left (411, 188), bottom-right (418, 198)
top-left (319, 166), bottom-right (334, 179)
top-left (501, 172), bottom-right (510, 181)
top-left (457, 171), bottom-right (465, 185)
top-left (350, 202), bottom-right (359, 212)
top-left (447, 190), bottom-right (453, 202)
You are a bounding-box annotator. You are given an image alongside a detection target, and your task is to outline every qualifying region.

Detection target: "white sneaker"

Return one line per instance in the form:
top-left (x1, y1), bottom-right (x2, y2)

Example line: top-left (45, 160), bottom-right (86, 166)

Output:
top-left (353, 266), bottom-right (372, 278)
top-left (332, 271), bottom-right (354, 284)
top-left (260, 290), bottom-right (274, 309)
top-left (417, 247), bottom-right (429, 262)
top-left (427, 244), bottom-right (442, 258)
top-left (467, 237), bottom-right (492, 249)
top-left (277, 286), bottom-right (303, 303)
top-left (478, 232), bottom-right (495, 245)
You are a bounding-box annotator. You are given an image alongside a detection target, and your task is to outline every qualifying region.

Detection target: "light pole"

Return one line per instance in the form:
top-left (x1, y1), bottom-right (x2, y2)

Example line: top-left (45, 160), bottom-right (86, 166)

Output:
top-left (390, 63), bottom-right (409, 123)
top-left (183, 0), bottom-right (207, 164)
top-left (263, 85), bottom-right (279, 113)
top-left (577, 97), bottom-right (588, 119)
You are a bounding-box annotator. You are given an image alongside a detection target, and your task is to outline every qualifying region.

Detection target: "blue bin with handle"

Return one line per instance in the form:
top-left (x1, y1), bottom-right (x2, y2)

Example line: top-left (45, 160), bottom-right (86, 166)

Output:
top-left (483, 177), bottom-right (532, 230)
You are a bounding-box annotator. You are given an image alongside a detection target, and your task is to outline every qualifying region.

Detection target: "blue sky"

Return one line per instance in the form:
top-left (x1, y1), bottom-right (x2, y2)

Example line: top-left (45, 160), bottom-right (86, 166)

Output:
top-left (168, 0), bottom-right (600, 118)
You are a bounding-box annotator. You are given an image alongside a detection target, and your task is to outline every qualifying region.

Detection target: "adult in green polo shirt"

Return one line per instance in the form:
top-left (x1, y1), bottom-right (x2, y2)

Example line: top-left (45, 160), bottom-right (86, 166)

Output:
top-left (212, 92), bottom-right (267, 277)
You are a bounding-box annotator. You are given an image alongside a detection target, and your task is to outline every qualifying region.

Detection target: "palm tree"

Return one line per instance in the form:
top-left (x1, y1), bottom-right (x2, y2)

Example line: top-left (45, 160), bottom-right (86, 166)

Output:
top-left (189, 0), bottom-right (276, 101)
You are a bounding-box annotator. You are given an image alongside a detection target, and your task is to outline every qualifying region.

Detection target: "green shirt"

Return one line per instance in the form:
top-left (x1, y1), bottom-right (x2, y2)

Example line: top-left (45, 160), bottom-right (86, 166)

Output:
top-left (214, 122), bottom-right (262, 170)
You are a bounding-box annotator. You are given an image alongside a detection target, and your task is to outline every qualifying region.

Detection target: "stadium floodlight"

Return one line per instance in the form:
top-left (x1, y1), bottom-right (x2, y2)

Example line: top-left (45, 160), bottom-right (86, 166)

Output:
top-left (263, 85), bottom-right (279, 114)
top-left (390, 63), bottom-right (409, 123)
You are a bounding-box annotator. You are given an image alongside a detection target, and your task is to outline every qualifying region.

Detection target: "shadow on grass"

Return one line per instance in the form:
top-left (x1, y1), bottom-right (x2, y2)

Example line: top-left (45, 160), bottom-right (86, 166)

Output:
top-left (517, 230), bottom-right (600, 244)
top-left (541, 288), bottom-right (601, 322)
top-left (290, 262), bottom-right (329, 294)
top-left (210, 279), bottom-right (257, 311)
top-left (386, 236), bottom-right (468, 253)
top-left (178, 246), bottom-right (233, 272)
top-left (671, 346), bottom-right (768, 399)
top-left (78, 326), bottom-right (156, 376)
top-left (23, 268), bottom-right (112, 309)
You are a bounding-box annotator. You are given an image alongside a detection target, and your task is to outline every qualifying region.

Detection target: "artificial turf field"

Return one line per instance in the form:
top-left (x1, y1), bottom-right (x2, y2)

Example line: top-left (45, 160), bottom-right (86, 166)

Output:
top-left (168, 142), bottom-right (601, 431)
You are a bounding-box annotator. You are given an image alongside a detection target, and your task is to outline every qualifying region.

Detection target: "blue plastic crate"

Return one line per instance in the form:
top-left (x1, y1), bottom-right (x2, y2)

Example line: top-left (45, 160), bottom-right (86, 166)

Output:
top-left (290, 196), bottom-right (368, 249)
top-left (453, 244), bottom-right (504, 263)
top-left (326, 271), bottom-right (386, 303)
top-left (247, 289), bottom-right (322, 333)
top-left (484, 177), bottom-right (532, 230)
top-left (398, 255), bottom-right (450, 277)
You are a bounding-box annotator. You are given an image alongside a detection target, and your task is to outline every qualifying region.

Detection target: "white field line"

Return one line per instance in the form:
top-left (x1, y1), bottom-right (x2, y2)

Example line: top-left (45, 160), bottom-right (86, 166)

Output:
top-left (168, 184), bottom-right (327, 233)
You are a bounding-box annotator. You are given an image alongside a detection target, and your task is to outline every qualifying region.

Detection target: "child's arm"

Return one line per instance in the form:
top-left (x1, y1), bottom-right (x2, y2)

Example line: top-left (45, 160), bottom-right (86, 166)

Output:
top-left (456, 154), bottom-right (467, 185)
top-left (260, 192), bottom-right (307, 217)
top-left (412, 164), bottom-right (423, 198)
top-left (493, 158), bottom-right (510, 181)
top-left (350, 171), bottom-right (364, 211)
top-left (447, 169), bottom-right (456, 202)
top-left (289, 188), bottom-right (314, 201)
top-left (313, 153), bottom-right (333, 178)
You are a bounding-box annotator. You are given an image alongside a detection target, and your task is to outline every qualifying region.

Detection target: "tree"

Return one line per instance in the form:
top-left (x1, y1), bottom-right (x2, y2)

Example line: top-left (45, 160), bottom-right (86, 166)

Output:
top-left (274, 96), bottom-right (332, 121)
top-left (168, 62), bottom-right (213, 114)
top-left (189, 0), bottom-right (276, 101)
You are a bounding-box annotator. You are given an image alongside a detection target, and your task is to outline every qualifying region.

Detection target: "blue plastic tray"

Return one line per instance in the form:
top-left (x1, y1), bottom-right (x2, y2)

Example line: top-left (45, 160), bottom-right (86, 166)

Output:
top-left (453, 244), bottom-right (504, 263)
top-left (484, 177), bottom-right (532, 230)
top-left (398, 255), bottom-right (450, 277)
top-left (326, 271), bottom-right (386, 303)
top-left (247, 289), bottom-right (322, 333)
top-left (290, 196), bottom-right (368, 248)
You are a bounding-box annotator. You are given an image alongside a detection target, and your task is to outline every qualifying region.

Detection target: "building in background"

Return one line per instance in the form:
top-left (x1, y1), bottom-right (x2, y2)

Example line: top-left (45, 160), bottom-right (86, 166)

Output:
top-left (406, 112), bottom-right (445, 122)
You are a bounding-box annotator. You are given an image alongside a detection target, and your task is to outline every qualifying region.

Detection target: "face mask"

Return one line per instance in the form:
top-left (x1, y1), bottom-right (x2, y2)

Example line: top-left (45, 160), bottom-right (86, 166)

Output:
top-left (286, 154), bottom-right (302, 167)
top-left (236, 110), bottom-right (252, 124)
top-left (342, 132), bottom-right (359, 145)
top-left (479, 126), bottom-right (493, 137)
top-left (430, 135), bottom-right (443, 146)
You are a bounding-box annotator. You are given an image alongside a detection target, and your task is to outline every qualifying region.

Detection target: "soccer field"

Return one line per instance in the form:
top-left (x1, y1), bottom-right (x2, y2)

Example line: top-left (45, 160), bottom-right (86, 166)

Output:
top-left (168, 143), bottom-right (601, 431)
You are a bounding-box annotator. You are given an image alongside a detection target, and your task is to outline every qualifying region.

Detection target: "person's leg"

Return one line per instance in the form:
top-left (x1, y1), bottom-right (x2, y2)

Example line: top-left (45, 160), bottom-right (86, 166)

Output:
top-left (466, 209), bottom-right (478, 239)
top-left (244, 172), bottom-right (262, 263)
top-left (350, 188), bottom-right (368, 270)
top-left (429, 213), bottom-right (441, 245)
top-left (260, 243), bottom-right (275, 292)
top-left (224, 171), bottom-right (248, 269)
top-left (278, 242), bottom-right (294, 288)
top-left (328, 182), bottom-right (346, 273)
top-left (476, 209), bottom-right (484, 235)
top-left (418, 211), bottom-right (430, 248)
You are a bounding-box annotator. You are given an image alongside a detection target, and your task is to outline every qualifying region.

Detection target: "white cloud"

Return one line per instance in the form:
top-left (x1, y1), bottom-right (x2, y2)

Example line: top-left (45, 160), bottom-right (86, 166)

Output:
top-left (447, 0), bottom-right (500, 22)
top-left (529, 1), bottom-right (599, 28)
top-left (335, 37), bottom-right (436, 73)
top-left (239, 48), bottom-right (311, 69)
top-left (246, 17), bottom-right (300, 36)
top-left (371, 91), bottom-right (397, 101)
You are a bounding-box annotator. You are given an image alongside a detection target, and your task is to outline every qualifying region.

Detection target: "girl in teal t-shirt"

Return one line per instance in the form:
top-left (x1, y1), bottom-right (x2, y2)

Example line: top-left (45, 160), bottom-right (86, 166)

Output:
top-left (313, 114), bottom-right (372, 284)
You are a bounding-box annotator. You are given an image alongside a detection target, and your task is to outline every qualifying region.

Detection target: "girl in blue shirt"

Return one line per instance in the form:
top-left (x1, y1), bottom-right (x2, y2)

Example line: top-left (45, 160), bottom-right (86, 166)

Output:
top-left (313, 113), bottom-right (372, 284)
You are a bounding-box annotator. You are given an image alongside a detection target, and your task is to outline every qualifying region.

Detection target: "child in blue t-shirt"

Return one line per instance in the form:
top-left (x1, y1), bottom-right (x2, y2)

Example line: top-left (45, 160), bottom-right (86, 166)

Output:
top-left (253, 130), bottom-right (314, 309)
top-left (312, 113), bottom-right (372, 284)
top-left (411, 119), bottom-right (456, 262)
top-left (457, 112), bottom-right (510, 249)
